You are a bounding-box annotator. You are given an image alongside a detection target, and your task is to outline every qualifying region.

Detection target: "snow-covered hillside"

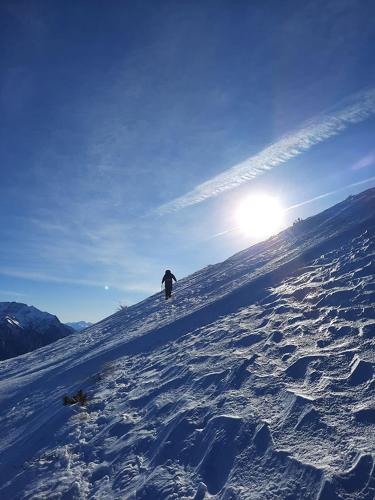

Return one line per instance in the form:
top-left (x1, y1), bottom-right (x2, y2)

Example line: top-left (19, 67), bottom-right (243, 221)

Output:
top-left (0, 302), bottom-right (74, 361)
top-left (0, 188), bottom-right (374, 499)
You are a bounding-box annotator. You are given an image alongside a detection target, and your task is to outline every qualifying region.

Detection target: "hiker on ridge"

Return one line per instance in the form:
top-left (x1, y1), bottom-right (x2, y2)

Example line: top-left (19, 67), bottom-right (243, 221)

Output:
top-left (162, 269), bottom-right (177, 300)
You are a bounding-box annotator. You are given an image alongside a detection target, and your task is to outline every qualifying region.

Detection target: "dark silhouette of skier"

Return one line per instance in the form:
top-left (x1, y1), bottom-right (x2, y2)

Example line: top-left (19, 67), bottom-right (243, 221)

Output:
top-left (162, 269), bottom-right (177, 299)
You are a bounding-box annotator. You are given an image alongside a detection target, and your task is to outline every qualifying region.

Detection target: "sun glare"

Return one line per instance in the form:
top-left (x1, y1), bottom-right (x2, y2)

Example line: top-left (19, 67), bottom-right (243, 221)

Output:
top-left (235, 193), bottom-right (284, 239)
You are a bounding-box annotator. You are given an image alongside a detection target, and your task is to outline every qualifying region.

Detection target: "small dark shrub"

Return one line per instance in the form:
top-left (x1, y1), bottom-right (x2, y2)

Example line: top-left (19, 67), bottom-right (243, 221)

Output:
top-left (117, 304), bottom-right (128, 312)
top-left (63, 389), bottom-right (87, 406)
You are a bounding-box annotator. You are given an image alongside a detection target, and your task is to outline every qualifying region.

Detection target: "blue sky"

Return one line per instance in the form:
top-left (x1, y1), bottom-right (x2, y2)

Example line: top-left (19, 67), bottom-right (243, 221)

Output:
top-left (1, 0), bottom-right (375, 322)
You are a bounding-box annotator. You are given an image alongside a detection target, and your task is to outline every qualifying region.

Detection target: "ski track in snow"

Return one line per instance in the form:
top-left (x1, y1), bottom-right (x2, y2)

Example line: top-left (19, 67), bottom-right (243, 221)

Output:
top-left (0, 189), bottom-right (375, 499)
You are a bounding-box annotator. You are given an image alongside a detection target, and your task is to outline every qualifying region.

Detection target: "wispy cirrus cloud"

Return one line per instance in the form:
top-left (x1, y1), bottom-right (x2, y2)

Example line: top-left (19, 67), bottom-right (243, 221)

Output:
top-left (0, 214), bottom-right (159, 296)
top-left (156, 88), bottom-right (375, 214)
top-left (0, 289), bottom-right (28, 298)
top-left (352, 152), bottom-right (375, 171)
top-left (0, 267), bottom-right (113, 289)
top-left (0, 266), bottom-right (156, 295)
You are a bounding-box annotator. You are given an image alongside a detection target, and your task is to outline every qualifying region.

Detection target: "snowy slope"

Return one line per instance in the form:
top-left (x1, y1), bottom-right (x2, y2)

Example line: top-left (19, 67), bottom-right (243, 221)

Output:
top-left (0, 302), bottom-right (74, 361)
top-left (0, 188), bottom-right (374, 499)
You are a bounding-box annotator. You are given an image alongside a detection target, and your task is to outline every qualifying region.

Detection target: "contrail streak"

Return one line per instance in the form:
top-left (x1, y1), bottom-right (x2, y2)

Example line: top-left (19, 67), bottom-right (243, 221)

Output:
top-left (157, 88), bottom-right (375, 214)
top-left (285, 175), bottom-right (375, 211)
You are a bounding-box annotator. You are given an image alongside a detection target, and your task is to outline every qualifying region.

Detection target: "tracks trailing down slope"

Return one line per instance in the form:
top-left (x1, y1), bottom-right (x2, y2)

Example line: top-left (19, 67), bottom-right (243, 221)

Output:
top-left (0, 188), bottom-right (374, 499)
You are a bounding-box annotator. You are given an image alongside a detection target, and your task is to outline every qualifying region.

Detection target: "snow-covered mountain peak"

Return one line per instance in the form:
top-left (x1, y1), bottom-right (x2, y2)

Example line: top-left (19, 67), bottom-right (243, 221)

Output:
top-left (0, 301), bottom-right (60, 330)
top-left (0, 188), bottom-right (374, 498)
top-left (0, 302), bottom-right (74, 361)
top-left (66, 321), bottom-right (93, 331)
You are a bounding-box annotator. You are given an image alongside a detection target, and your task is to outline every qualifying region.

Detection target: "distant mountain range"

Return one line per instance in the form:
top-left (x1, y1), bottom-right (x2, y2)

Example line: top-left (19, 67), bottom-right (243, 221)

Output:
top-left (0, 302), bottom-right (74, 361)
top-left (66, 321), bottom-right (93, 331)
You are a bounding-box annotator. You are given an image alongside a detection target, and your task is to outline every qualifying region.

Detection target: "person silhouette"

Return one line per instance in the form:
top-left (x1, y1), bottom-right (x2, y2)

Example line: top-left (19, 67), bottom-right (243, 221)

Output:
top-left (162, 269), bottom-right (177, 299)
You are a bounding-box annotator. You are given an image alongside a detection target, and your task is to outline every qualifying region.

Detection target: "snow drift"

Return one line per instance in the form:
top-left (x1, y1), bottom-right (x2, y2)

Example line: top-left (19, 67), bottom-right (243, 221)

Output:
top-left (0, 188), bottom-right (374, 499)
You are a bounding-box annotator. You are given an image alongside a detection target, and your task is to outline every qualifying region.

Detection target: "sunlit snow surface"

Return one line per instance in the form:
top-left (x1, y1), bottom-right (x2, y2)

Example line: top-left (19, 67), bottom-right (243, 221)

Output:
top-left (0, 189), bottom-right (375, 499)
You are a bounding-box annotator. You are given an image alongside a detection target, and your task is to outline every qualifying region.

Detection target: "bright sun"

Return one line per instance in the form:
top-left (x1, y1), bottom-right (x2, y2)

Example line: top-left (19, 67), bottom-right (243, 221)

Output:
top-left (235, 193), bottom-right (284, 239)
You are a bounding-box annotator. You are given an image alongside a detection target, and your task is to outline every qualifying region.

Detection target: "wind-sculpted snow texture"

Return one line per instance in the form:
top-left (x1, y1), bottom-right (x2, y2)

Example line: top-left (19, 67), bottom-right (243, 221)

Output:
top-left (0, 189), bottom-right (374, 499)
